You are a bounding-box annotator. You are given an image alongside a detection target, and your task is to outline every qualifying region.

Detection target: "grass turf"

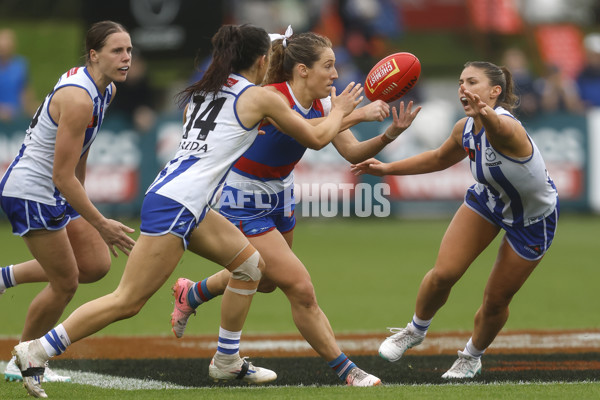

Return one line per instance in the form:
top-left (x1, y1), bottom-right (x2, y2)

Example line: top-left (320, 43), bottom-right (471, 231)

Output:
top-left (2, 215), bottom-right (600, 398)
top-left (1, 214), bottom-right (599, 336)
top-left (3, 380), bottom-right (600, 400)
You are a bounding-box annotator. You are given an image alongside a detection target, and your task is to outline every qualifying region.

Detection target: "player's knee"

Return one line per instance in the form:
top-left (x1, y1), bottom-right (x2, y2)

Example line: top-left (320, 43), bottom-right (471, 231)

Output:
top-left (227, 248), bottom-right (263, 296)
top-left (51, 274), bottom-right (79, 302)
top-left (78, 262), bottom-right (110, 283)
top-left (114, 294), bottom-right (147, 319)
top-left (257, 278), bottom-right (277, 293)
top-left (120, 301), bottom-right (145, 319)
top-left (286, 279), bottom-right (317, 309)
top-left (427, 267), bottom-right (459, 290)
top-left (230, 250), bottom-right (262, 282)
top-left (77, 251), bottom-right (111, 283)
top-left (482, 290), bottom-right (513, 315)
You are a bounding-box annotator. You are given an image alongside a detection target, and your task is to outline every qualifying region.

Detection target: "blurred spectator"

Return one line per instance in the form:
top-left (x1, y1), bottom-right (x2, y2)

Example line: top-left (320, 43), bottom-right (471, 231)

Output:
top-left (537, 64), bottom-right (584, 114)
top-left (576, 32), bottom-right (600, 108)
top-left (226, 0), bottom-right (314, 33)
top-left (501, 47), bottom-right (540, 118)
top-left (0, 28), bottom-right (36, 122)
top-left (337, 0), bottom-right (403, 75)
top-left (109, 50), bottom-right (157, 133)
top-left (331, 45), bottom-right (364, 93)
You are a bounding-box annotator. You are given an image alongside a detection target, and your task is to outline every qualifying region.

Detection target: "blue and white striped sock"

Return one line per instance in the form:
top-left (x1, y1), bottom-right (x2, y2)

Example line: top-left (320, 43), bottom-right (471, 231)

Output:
top-left (0, 265), bottom-right (16, 290)
top-left (188, 279), bottom-right (215, 309)
top-left (328, 353), bottom-right (356, 381)
top-left (410, 314), bottom-right (432, 334)
top-left (39, 324), bottom-right (71, 357)
top-left (216, 327), bottom-right (241, 358)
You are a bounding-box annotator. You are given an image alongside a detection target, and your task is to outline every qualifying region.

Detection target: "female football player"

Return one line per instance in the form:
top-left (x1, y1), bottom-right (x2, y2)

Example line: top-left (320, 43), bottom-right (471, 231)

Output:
top-left (1, 20), bottom-right (136, 383)
top-left (352, 61), bottom-right (559, 379)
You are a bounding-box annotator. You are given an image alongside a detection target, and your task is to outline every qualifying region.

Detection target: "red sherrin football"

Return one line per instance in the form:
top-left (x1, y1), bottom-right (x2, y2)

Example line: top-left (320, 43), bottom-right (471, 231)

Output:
top-left (365, 52), bottom-right (421, 103)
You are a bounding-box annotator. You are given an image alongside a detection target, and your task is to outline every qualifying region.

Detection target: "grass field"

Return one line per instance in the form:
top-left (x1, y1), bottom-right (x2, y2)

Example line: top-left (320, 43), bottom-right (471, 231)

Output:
top-left (2, 381), bottom-right (597, 400)
top-left (1, 213), bottom-right (600, 398)
top-left (2, 213), bottom-right (599, 336)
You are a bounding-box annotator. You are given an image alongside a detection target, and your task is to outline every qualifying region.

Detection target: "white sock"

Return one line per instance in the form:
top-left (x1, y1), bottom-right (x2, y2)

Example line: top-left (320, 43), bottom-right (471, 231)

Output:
top-left (464, 337), bottom-right (485, 358)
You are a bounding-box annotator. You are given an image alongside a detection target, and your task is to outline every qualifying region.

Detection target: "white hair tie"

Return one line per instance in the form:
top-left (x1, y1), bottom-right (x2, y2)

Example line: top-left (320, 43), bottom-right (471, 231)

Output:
top-left (268, 25), bottom-right (293, 48)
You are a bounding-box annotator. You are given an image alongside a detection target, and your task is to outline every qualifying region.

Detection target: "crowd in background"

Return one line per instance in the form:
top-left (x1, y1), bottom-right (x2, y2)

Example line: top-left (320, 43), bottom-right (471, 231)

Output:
top-left (0, 28), bottom-right (36, 123)
top-left (3, 0), bottom-right (600, 130)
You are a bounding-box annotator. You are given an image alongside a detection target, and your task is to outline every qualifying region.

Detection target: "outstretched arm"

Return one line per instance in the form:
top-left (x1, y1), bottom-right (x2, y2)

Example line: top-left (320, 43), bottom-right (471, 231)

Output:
top-left (334, 101), bottom-right (422, 164)
top-left (240, 82), bottom-right (364, 150)
top-left (339, 99), bottom-right (390, 130)
top-left (351, 119), bottom-right (467, 176)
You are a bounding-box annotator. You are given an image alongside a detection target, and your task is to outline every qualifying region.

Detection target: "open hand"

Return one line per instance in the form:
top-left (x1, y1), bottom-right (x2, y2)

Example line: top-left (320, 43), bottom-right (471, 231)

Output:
top-left (331, 82), bottom-right (364, 117)
top-left (383, 100), bottom-right (421, 141)
top-left (98, 219), bottom-right (136, 257)
top-left (350, 158), bottom-right (388, 176)
top-left (461, 85), bottom-right (489, 116)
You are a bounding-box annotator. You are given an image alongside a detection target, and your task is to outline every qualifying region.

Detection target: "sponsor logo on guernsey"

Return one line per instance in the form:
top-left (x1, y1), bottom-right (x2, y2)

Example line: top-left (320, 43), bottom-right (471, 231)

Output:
top-left (485, 148), bottom-right (502, 166)
top-left (178, 141), bottom-right (208, 152)
top-left (226, 77), bottom-right (239, 87)
top-left (67, 67), bottom-right (79, 77)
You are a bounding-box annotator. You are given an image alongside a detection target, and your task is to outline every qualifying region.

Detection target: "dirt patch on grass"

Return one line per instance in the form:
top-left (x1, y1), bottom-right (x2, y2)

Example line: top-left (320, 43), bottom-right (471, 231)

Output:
top-left (2, 329), bottom-right (599, 360)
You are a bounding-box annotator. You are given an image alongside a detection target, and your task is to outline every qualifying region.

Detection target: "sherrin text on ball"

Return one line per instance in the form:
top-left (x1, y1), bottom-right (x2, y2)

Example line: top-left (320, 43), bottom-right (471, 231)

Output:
top-left (365, 52), bottom-right (421, 103)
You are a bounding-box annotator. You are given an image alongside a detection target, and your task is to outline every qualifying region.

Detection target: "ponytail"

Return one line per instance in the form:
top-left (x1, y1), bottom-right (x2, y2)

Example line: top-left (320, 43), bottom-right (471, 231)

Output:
top-left (177, 24), bottom-right (270, 107)
top-left (499, 66), bottom-right (519, 113)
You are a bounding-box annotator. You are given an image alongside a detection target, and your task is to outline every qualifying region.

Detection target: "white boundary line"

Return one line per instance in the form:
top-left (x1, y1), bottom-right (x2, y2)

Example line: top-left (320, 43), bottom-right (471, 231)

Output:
top-left (2, 360), bottom-right (598, 392)
top-left (1, 361), bottom-right (194, 390)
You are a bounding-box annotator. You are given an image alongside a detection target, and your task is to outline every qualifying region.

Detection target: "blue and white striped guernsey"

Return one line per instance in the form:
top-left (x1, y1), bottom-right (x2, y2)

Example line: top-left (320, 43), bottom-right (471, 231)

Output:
top-left (146, 73), bottom-right (260, 219)
top-left (461, 107), bottom-right (558, 227)
top-left (0, 66), bottom-right (112, 205)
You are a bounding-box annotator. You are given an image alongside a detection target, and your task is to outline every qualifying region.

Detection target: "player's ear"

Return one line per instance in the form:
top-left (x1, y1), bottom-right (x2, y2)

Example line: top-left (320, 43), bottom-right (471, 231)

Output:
top-left (89, 49), bottom-right (99, 63)
top-left (490, 85), bottom-right (502, 99)
top-left (297, 64), bottom-right (308, 78)
top-left (258, 54), bottom-right (267, 69)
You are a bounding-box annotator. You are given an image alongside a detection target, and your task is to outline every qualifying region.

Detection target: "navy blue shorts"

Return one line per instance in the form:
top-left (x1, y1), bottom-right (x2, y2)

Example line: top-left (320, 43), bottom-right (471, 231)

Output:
top-left (222, 206), bottom-right (296, 237)
top-left (140, 192), bottom-right (205, 249)
top-left (464, 188), bottom-right (558, 261)
top-left (0, 196), bottom-right (79, 236)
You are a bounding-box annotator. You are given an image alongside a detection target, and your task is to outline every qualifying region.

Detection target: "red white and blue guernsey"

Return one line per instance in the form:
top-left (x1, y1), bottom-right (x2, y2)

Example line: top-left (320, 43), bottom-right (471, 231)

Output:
top-left (145, 74), bottom-right (260, 220)
top-left (462, 106), bottom-right (559, 260)
top-left (219, 82), bottom-right (331, 231)
top-left (0, 66), bottom-right (112, 206)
